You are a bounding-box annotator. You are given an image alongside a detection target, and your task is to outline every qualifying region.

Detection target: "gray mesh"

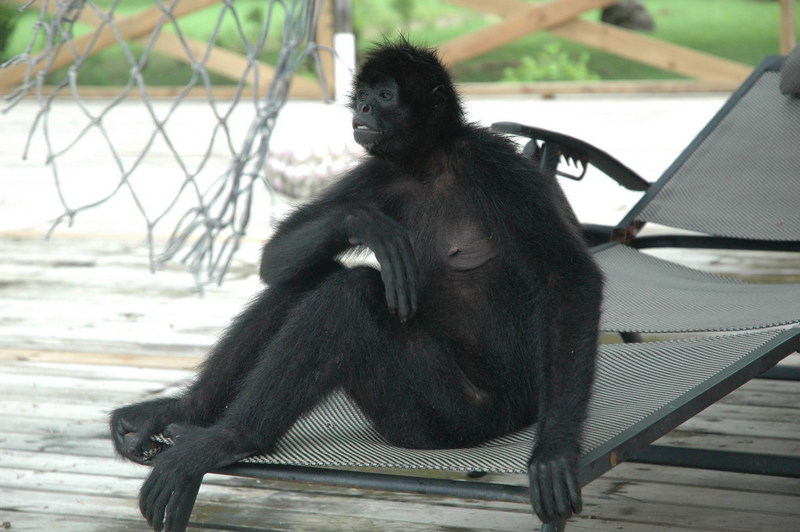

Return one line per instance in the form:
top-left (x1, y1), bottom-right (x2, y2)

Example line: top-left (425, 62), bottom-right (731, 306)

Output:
top-left (637, 72), bottom-right (800, 240)
top-left (240, 330), bottom-right (788, 474)
top-left (598, 244), bottom-right (800, 333)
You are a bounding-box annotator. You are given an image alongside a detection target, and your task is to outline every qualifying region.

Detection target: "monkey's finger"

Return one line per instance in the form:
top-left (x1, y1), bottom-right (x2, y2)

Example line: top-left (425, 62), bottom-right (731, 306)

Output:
top-left (566, 468), bottom-right (582, 515)
top-left (528, 468), bottom-right (544, 519)
top-left (163, 487), bottom-right (184, 532)
top-left (400, 236), bottom-right (419, 318)
top-left (151, 482), bottom-right (174, 532)
top-left (552, 464), bottom-right (571, 519)
top-left (139, 478), bottom-right (156, 526)
top-left (536, 462), bottom-right (557, 523)
top-left (387, 240), bottom-right (412, 321)
top-left (151, 494), bottom-right (168, 532)
top-left (112, 418), bottom-right (134, 453)
top-left (376, 246), bottom-right (399, 315)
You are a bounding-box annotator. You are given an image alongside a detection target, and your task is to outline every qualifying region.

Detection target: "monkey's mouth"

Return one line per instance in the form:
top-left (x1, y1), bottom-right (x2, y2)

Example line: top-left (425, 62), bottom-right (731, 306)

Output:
top-left (352, 119), bottom-right (379, 132)
top-left (352, 119), bottom-right (381, 146)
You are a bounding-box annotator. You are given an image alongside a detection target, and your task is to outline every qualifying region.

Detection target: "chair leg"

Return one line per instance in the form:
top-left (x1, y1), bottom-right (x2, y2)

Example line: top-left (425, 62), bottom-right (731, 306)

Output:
top-left (541, 519), bottom-right (567, 532)
top-left (165, 475), bottom-right (204, 532)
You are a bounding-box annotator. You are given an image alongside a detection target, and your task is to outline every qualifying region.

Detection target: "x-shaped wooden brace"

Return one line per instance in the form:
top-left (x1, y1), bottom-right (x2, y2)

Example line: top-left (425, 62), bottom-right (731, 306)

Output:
top-left (0, 0), bottom-right (323, 96)
top-left (439, 0), bottom-right (751, 82)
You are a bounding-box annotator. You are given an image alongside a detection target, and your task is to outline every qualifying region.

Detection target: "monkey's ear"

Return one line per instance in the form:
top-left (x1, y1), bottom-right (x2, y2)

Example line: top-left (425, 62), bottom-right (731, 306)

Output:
top-left (432, 84), bottom-right (447, 107)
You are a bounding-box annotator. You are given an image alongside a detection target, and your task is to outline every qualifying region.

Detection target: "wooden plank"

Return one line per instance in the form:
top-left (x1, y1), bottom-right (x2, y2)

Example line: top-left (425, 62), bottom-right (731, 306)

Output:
top-left (682, 403), bottom-right (800, 424)
top-left (736, 377), bottom-right (800, 394)
top-left (0, 430), bottom-right (140, 456)
top-left (780, 0), bottom-right (798, 54)
top-left (446, 0), bottom-right (751, 82)
top-left (3, 0), bottom-right (326, 106)
top-left (720, 388), bottom-right (800, 409)
top-left (316, 0), bottom-right (336, 99)
top-left (140, 33), bottom-right (324, 99)
top-left (445, 0), bottom-right (524, 17)
top-left (460, 79), bottom-right (742, 96)
top-left (676, 415), bottom-right (800, 440)
top-left (0, 469), bottom-right (540, 532)
top-left (579, 479), bottom-right (800, 528)
top-left (4, 463), bottom-right (797, 532)
top-left (604, 461), bottom-right (800, 495)
top-left (0, 348), bottom-right (200, 369)
top-left (552, 19), bottom-right (752, 82)
top-left (651, 432), bottom-right (799, 457)
top-left (0, 0), bottom-right (221, 89)
top-left (437, 0), bottom-right (618, 65)
top-left (0, 514), bottom-right (183, 532)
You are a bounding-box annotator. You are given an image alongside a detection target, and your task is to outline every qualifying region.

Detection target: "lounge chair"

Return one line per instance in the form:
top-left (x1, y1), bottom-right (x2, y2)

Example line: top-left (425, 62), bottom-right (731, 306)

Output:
top-left (157, 48), bottom-right (800, 532)
top-left (492, 44), bottom-right (800, 481)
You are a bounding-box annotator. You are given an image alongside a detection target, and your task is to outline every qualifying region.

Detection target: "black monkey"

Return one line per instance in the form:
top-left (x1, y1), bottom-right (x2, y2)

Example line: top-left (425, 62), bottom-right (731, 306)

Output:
top-left (110, 39), bottom-right (602, 530)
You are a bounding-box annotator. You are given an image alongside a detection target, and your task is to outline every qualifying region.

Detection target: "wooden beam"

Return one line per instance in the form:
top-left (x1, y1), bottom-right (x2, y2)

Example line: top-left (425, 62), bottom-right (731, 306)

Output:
top-left (780, 0), bottom-right (797, 54)
top-left (552, 19), bottom-right (752, 82)
top-left (445, 0), bottom-right (536, 18)
top-left (3, 83), bottom-right (325, 100)
top-left (445, 0), bottom-right (751, 82)
top-left (1, 0), bottom-right (324, 98)
top-left (147, 33), bottom-right (323, 98)
top-left (0, 348), bottom-right (201, 369)
top-left (459, 79), bottom-right (741, 96)
top-left (0, 0), bottom-right (220, 88)
top-left (316, 0), bottom-right (336, 98)
top-left (438, 0), bottom-right (618, 65)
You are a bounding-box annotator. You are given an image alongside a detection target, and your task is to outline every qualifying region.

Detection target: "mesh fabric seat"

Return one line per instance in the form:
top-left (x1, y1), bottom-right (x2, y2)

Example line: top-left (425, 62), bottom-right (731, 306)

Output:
top-left (241, 330), bottom-right (796, 475)
top-left (167, 329), bottom-right (799, 532)
top-left (624, 54), bottom-right (800, 244)
top-left (597, 242), bottom-right (800, 333)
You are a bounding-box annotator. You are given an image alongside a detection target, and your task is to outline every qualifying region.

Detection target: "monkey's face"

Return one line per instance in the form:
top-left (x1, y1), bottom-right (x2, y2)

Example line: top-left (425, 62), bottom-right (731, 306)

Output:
top-left (350, 78), bottom-right (410, 156)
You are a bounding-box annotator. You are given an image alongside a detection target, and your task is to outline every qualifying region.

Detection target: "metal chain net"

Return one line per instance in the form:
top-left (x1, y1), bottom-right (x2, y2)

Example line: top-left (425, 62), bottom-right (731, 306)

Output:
top-left (2, 0), bottom-right (324, 286)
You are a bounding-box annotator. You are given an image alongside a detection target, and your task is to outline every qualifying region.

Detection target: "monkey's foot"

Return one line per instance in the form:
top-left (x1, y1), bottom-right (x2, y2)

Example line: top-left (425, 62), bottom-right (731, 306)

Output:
top-left (121, 432), bottom-right (168, 462)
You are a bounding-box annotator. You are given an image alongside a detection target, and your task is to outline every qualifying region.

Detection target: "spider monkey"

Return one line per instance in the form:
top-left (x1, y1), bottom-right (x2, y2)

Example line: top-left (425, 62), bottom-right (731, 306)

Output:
top-left (110, 39), bottom-right (602, 530)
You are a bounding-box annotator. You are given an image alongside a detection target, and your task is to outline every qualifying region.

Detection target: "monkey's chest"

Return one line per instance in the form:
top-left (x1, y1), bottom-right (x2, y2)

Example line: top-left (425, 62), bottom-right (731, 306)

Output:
top-left (400, 197), bottom-right (498, 274)
top-left (435, 223), bottom-right (498, 272)
top-left (406, 214), bottom-right (499, 278)
top-left (419, 220), bottom-right (498, 347)
top-left (404, 210), bottom-right (498, 346)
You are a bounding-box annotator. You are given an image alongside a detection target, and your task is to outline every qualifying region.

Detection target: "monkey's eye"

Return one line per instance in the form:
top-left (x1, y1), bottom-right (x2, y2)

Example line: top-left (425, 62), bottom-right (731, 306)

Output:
top-left (357, 90), bottom-right (368, 100)
top-left (379, 90), bottom-right (394, 100)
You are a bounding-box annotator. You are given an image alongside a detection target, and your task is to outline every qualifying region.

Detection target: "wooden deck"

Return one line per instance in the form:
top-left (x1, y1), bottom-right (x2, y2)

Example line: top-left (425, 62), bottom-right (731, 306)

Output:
top-left (2, 95), bottom-right (799, 530)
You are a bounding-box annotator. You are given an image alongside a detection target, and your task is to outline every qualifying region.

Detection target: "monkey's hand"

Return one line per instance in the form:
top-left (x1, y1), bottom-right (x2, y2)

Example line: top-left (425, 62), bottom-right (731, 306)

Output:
top-left (139, 424), bottom-right (252, 531)
top-left (527, 448), bottom-right (582, 525)
top-left (343, 208), bottom-right (419, 321)
top-left (139, 442), bottom-right (201, 532)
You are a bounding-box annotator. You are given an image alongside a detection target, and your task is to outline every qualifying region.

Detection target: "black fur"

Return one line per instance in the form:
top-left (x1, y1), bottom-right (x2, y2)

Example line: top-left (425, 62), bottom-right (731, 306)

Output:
top-left (110, 39), bottom-right (602, 530)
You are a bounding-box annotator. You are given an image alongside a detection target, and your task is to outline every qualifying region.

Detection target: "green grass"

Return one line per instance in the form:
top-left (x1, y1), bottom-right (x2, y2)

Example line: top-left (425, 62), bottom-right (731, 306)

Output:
top-left (1, 0), bottom-right (797, 85)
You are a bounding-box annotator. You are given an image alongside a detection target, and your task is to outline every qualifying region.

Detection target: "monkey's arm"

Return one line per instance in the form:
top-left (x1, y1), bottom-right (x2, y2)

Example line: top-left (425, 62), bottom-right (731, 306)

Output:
top-left (260, 181), bottom-right (418, 321)
top-left (492, 155), bottom-right (602, 525)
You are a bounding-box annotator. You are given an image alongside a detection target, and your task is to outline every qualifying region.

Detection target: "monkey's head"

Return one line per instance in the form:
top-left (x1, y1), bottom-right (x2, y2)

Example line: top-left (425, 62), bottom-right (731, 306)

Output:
top-left (349, 38), bottom-right (465, 158)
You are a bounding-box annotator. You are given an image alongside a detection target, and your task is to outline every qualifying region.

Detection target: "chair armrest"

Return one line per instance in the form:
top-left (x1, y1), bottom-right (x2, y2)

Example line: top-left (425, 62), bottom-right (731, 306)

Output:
top-left (492, 121), bottom-right (650, 192)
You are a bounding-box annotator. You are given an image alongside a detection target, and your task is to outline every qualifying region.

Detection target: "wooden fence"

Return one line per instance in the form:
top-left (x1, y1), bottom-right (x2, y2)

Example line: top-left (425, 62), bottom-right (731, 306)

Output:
top-left (0, 0), bottom-right (797, 98)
